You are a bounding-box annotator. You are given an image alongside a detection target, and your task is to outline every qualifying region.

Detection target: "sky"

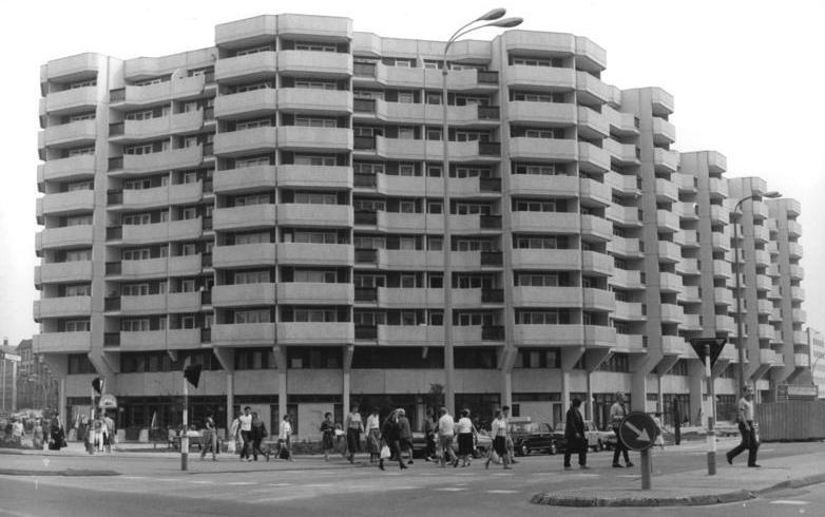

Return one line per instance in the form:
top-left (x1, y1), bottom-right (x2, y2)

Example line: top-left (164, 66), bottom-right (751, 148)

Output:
top-left (1, 0), bottom-right (822, 346)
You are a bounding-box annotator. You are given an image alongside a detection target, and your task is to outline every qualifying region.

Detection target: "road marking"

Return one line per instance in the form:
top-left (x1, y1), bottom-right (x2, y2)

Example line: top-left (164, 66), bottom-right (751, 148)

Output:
top-left (771, 500), bottom-right (808, 505)
top-left (187, 480), bottom-right (214, 484)
top-left (267, 483), bottom-right (292, 487)
top-left (227, 481), bottom-right (256, 486)
top-left (486, 489), bottom-right (520, 494)
top-left (434, 487), bottom-right (467, 492)
top-left (121, 476), bottom-right (146, 480)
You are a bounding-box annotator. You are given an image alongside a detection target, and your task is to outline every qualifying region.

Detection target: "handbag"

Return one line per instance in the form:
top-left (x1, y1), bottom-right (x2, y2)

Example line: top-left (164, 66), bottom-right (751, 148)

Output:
top-left (380, 444), bottom-right (391, 459)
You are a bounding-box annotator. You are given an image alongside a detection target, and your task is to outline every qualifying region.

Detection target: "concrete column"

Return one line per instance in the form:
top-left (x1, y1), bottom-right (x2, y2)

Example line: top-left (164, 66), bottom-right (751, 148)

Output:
top-left (657, 373), bottom-right (664, 413)
top-left (586, 372), bottom-right (593, 420)
top-left (630, 369), bottom-right (647, 412)
top-left (11, 362), bottom-right (18, 412)
top-left (58, 377), bottom-right (66, 424)
top-left (688, 360), bottom-right (705, 425)
top-left (278, 371), bottom-right (287, 423)
top-left (343, 371), bottom-right (351, 417)
top-left (501, 371), bottom-right (512, 408)
top-left (560, 371), bottom-right (571, 411)
top-left (226, 373), bottom-right (234, 434)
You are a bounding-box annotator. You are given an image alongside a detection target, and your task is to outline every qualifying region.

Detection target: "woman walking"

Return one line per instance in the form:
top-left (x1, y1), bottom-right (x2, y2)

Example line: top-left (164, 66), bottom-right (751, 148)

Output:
top-left (344, 405), bottom-right (363, 464)
top-left (486, 409), bottom-right (512, 470)
top-left (365, 407), bottom-right (381, 463)
top-left (250, 412), bottom-right (269, 461)
top-left (378, 410), bottom-right (407, 471)
top-left (200, 411), bottom-right (218, 461)
top-left (456, 409), bottom-right (476, 467)
top-left (278, 414), bottom-right (294, 461)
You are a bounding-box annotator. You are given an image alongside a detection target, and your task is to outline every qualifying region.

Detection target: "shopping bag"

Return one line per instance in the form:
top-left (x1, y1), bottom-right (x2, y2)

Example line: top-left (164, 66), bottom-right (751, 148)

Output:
top-left (226, 440), bottom-right (236, 454)
top-left (490, 450), bottom-right (500, 464)
top-left (380, 445), bottom-right (391, 459)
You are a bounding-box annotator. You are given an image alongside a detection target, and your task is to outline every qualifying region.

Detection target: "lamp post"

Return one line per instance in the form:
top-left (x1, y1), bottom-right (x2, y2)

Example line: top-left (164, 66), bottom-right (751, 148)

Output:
top-left (441, 9), bottom-right (522, 415)
top-left (732, 191), bottom-right (780, 394)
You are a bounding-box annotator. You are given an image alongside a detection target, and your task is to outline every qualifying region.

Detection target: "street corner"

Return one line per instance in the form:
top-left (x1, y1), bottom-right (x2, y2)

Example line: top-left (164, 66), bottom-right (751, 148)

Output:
top-left (529, 488), bottom-right (756, 507)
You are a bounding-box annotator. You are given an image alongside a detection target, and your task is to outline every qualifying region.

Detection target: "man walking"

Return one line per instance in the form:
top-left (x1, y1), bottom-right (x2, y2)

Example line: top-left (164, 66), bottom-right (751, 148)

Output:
top-left (726, 386), bottom-right (760, 468)
top-left (502, 405), bottom-right (516, 464)
top-left (200, 411), bottom-right (218, 461)
top-left (563, 398), bottom-right (589, 470)
top-left (610, 393), bottom-right (633, 468)
top-left (437, 406), bottom-right (458, 467)
top-left (238, 406), bottom-right (253, 461)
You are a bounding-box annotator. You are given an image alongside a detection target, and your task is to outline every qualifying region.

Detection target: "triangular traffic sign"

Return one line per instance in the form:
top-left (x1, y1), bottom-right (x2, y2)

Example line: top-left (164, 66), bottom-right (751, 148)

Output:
top-left (689, 337), bottom-right (727, 367)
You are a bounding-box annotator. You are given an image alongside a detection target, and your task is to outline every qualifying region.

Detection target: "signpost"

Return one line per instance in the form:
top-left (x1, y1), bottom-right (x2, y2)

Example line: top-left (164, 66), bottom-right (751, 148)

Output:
top-left (618, 412), bottom-right (660, 490)
top-left (689, 337), bottom-right (727, 476)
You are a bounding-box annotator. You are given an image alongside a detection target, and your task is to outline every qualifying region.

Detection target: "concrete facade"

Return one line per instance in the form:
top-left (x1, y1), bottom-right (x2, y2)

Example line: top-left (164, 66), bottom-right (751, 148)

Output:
top-left (34, 14), bottom-right (807, 439)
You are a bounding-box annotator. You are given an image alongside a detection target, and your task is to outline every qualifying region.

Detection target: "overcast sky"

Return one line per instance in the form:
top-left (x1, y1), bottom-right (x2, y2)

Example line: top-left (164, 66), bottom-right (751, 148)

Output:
top-left (1, 0), bottom-right (822, 346)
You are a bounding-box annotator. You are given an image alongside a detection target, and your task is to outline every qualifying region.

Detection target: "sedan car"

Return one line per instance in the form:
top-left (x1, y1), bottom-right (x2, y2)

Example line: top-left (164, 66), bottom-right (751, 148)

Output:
top-left (411, 430), bottom-right (492, 458)
top-left (509, 420), bottom-right (557, 456)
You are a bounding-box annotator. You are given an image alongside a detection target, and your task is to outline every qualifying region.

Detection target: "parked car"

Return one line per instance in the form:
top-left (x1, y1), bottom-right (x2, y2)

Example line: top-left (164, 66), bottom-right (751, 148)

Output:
top-left (584, 420), bottom-right (614, 451)
top-left (509, 419), bottom-right (557, 456)
top-left (411, 430), bottom-right (492, 458)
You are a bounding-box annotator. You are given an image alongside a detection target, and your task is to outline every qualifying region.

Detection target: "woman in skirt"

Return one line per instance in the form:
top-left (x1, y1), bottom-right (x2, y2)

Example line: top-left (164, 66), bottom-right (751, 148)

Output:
top-left (456, 409), bottom-right (476, 467)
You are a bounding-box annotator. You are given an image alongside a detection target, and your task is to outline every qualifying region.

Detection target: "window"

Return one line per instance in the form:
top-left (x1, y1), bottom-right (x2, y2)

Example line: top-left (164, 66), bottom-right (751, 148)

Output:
top-left (236, 118), bottom-right (272, 130)
top-left (68, 79), bottom-right (96, 90)
top-left (64, 319), bottom-right (91, 332)
top-left (234, 310), bottom-right (270, 324)
top-left (294, 192), bottom-right (337, 205)
top-left (513, 163), bottom-right (566, 175)
top-left (397, 91), bottom-right (415, 103)
top-left (294, 79), bottom-right (336, 90)
top-left (295, 117), bottom-right (336, 128)
top-left (516, 310), bottom-right (572, 325)
top-left (122, 213), bottom-right (151, 225)
top-left (68, 354), bottom-right (95, 374)
top-left (235, 46), bottom-right (273, 56)
top-left (65, 249), bottom-right (92, 262)
top-left (234, 232), bottom-right (270, 245)
top-left (122, 248), bottom-right (150, 261)
top-left (122, 283), bottom-right (150, 296)
top-left (398, 127), bottom-right (415, 139)
top-left (515, 273), bottom-right (570, 287)
top-left (293, 308), bottom-right (338, 323)
top-left (235, 348), bottom-right (277, 370)
top-left (235, 82), bottom-right (273, 92)
top-left (122, 319), bottom-right (151, 332)
top-left (64, 215), bottom-right (92, 226)
top-left (68, 112), bottom-right (95, 122)
top-left (180, 207), bottom-right (198, 220)
top-left (294, 42), bottom-right (337, 52)
top-left (67, 146), bottom-right (95, 156)
top-left (65, 181), bottom-right (92, 192)
top-left (234, 270), bottom-right (270, 284)
top-left (294, 269), bottom-right (337, 283)
top-left (180, 243), bottom-right (197, 256)
top-left (64, 284), bottom-right (91, 297)
top-left (289, 231), bottom-right (338, 244)
top-left (516, 348), bottom-right (561, 368)
top-left (287, 347), bottom-right (342, 369)
top-left (235, 156), bottom-right (270, 168)
top-left (294, 154), bottom-right (336, 166)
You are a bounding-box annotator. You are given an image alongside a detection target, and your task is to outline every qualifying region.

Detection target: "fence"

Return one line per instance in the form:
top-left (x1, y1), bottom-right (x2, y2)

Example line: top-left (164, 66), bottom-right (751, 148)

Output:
top-left (756, 401), bottom-right (825, 441)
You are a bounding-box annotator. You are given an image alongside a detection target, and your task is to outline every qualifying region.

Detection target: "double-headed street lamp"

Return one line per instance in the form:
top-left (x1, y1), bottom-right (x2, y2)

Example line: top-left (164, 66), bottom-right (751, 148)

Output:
top-left (732, 191), bottom-right (780, 394)
top-left (441, 9), bottom-right (522, 414)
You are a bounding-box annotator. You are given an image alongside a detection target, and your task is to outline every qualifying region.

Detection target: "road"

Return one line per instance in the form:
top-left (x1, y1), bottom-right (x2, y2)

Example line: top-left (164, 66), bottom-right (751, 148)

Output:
top-left (0, 440), bottom-right (822, 517)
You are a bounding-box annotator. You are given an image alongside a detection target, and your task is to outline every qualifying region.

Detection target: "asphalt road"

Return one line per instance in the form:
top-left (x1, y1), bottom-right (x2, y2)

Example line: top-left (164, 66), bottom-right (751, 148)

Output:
top-left (0, 440), bottom-right (822, 517)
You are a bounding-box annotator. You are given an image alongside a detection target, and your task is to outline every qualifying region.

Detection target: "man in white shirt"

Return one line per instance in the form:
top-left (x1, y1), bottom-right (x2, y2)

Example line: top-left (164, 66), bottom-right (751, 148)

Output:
top-left (726, 386), bottom-right (760, 467)
top-left (238, 406), bottom-right (253, 462)
top-left (437, 406), bottom-right (458, 467)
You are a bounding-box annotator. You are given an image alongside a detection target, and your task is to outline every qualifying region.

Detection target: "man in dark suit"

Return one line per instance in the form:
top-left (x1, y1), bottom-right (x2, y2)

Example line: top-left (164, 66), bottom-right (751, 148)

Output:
top-left (563, 398), bottom-right (589, 470)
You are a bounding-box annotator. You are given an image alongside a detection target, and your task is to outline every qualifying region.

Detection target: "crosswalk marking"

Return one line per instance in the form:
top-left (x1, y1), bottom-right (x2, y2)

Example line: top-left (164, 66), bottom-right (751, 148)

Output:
top-left (434, 487), bottom-right (467, 492)
top-left (486, 489), bottom-right (520, 494)
top-left (770, 500), bottom-right (808, 505)
top-left (227, 481), bottom-right (256, 486)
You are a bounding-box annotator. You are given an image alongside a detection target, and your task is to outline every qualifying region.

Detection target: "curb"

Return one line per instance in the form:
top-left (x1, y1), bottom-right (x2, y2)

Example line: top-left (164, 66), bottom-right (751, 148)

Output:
top-left (755, 472), bottom-right (825, 494)
top-left (530, 489), bottom-right (754, 508)
top-left (0, 469), bottom-right (120, 477)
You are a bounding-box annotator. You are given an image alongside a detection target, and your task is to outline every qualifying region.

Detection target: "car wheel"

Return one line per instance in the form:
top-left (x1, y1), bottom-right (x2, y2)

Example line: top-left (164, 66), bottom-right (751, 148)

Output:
top-left (549, 443), bottom-right (557, 455)
top-left (520, 444), bottom-right (529, 456)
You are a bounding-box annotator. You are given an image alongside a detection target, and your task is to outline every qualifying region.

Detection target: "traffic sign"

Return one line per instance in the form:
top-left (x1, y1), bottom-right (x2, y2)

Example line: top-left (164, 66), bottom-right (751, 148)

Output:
top-left (689, 337), bottom-right (727, 367)
top-left (618, 412), bottom-right (660, 451)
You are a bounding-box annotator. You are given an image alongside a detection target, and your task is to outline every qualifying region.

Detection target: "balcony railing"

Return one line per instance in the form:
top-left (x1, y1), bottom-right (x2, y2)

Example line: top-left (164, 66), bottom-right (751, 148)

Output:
top-left (354, 174), bottom-right (376, 188)
top-left (477, 71), bottom-right (499, 84)
top-left (479, 178), bottom-right (501, 192)
top-left (202, 217), bottom-right (213, 231)
top-left (109, 88), bottom-right (126, 102)
top-left (106, 226), bottom-right (122, 241)
top-left (354, 62), bottom-right (376, 77)
top-left (481, 289), bottom-right (504, 303)
top-left (354, 98), bottom-right (376, 113)
top-left (355, 325), bottom-right (378, 340)
top-left (480, 215), bottom-right (502, 229)
top-left (108, 156), bottom-right (124, 171)
top-left (482, 326), bottom-right (505, 341)
top-left (355, 287), bottom-right (378, 302)
top-left (201, 253), bottom-right (213, 268)
top-left (354, 135), bottom-right (377, 150)
top-left (200, 290), bottom-right (212, 305)
top-left (477, 106), bottom-right (500, 120)
top-left (104, 332), bottom-right (120, 347)
top-left (478, 142), bottom-right (501, 156)
top-left (200, 328), bottom-right (211, 343)
top-left (109, 122), bottom-right (124, 136)
top-left (203, 107), bottom-right (214, 121)
top-left (104, 297), bottom-right (121, 311)
top-left (355, 248), bottom-right (378, 263)
top-left (480, 251), bottom-right (503, 266)
top-left (105, 262), bottom-right (121, 275)
top-left (107, 190), bottom-right (123, 205)
top-left (354, 211), bottom-right (377, 225)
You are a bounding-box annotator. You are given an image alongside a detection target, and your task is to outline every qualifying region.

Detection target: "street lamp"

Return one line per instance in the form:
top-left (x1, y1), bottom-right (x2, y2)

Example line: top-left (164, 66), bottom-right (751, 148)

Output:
top-left (441, 9), bottom-right (522, 415)
top-left (732, 191), bottom-right (780, 394)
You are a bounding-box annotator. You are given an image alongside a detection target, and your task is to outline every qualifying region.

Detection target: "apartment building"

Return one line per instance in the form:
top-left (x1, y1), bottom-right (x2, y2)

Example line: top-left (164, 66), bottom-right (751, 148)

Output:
top-left (809, 328), bottom-right (825, 399)
top-left (35, 14), bottom-right (806, 439)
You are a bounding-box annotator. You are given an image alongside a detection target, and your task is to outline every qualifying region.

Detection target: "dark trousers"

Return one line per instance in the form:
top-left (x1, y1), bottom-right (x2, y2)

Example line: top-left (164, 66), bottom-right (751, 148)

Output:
top-left (240, 430), bottom-right (252, 459)
top-left (564, 437), bottom-right (587, 467)
top-left (612, 428), bottom-right (630, 465)
top-left (727, 422), bottom-right (759, 465)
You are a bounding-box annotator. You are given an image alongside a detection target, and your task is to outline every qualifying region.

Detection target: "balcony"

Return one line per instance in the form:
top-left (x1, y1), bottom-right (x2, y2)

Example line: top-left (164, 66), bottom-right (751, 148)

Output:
top-left (653, 148), bottom-right (679, 172)
top-left (215, 52), bottom-right (277, 82)
top-left (788, 242), bottom-right (803, 258)
top-left (120, 292), bottom-right (201, 314)
top-left (277, 243), bottom-right (353, 266)
top-left (511, 249), bottom-right (580, 270)
top-left (602, 107), bottom-right (638, 136)
top-left (115, 110), bottom-right (204, 141)
top-left (33, 296), bottom-right (92, 320)
top-left (122, 218), bottom-right (202, 245)
top-left (278, 283), bottom-right (353, 305)
top-left (213, 284), bottom-right (277, 307)
top-left (213, 243), bottom-right (277, 269)
top-left (583, 288), bottom-right (615, 312)
top-left (506, 65), bottom-right (576, 90)
top-left (278, 88), bottom-right (352, 115)
top-left (36, 225), bottom-right (94, 253)
top-left (577, 106), bottom-right (610, 138)
top-left (375, 325), bottom-right (443, 346)
top-left (38, 190), bottom-right (94, 218)
top-left (657, 241), bottom-right (681, 262)
top-left (34, 260), bottom-right (93, 287)
top-left (507, 101), bottom-right (576, 126)
top-left (509, 174), bottom-right (578, 197)
top-left (513, 286), bottom-right (582, 307)
top-left (708, 177), bottom-right (728, 198)
top-left (682, 314), bottom-right (701, 331)
top-left (607, 236), bottom-right (641, 258)
top-left (786, 220), bottom-right (802, 237)
top-left (656, 210), bottom-right (680, 232)
top-left (678, 285), bottom-right (700, 303)
top-left (661, 335), bottom-right (686, 355)
top-left (278, 50), bottom-right (352, 76)
top-left (42, 120), bottom-right (97, 148)
top-left (376, 212), bottom-right (443, 233)
top-left (602, 139), bottom-right (639, 165)
top-left (575, 71), bottom-right (612, 104)
top-left (214, 165), bottom-right (277, 193)
top-left (579, 178), bottom-right (612, 206)
top-left (714, 287), bottom-right (734, 306)
top-left (715, 315), bottom-right (735, 333)
top-left (789, 264), bottom-right (804, 280)
top-left (578, 142), bottom-right (611, 173)
top-left (652, 117), bottom-right (676, 144)
top-left (114, 145), bottom-right (204, 174)
top-left (613, 301), bottom-right (644, 320)
top-left (214, 127), bottom-right (277, 156)
top-left (605, 205), bottom-right (641, 227)
top-left (791, 286), bottom-right (805, 301)
top-left (44, 87), bottom-right (98, 115)
top-left (511, 212), bottom-right (578, 234)
top-left (650, 88), bottom-right (675, 116)
top-left (513, 324), bottom-right (584, 347)
top-left (277, 204), bottom-right (353, 228)
top-left (213, 204), bottom-right (277, 231)
top-left (119, 255), bottom-right (202, 279)
top-left (610, 269), bottom-right (642, 289)
top-left (42, 53), bottom-right (100, 82)
top-left (33, 332), bottom-right (91, 354)
top-left (278, 126), bottom-right (352, 151)
top-left (659, 303), bottom-right (684, 323)
top-left (374, 249), bottom-right (443, 270)
top-left (211, 323), bottom-right (276, 346)
top-left (214, 89), bottom-right (277, 119)
top-left (277, 322), bottom-right (354, 345)
top-left (580, 214), bottom-right (612, 241)
top-left (659, 272), bottom-right (682, 292)
top-left (582, 250), bottom-right (613, 275)
top-left (39, 155), bottom-right (96, 184)
top-left (112, 75), bottom-right (206, 107)
top-left (654, 178), bottom-right (679, 202)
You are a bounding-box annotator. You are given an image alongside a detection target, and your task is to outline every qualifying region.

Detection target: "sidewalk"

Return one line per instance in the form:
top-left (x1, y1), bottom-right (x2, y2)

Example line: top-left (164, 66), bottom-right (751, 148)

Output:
top-left (531, 450), bottom-right (825, 507)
